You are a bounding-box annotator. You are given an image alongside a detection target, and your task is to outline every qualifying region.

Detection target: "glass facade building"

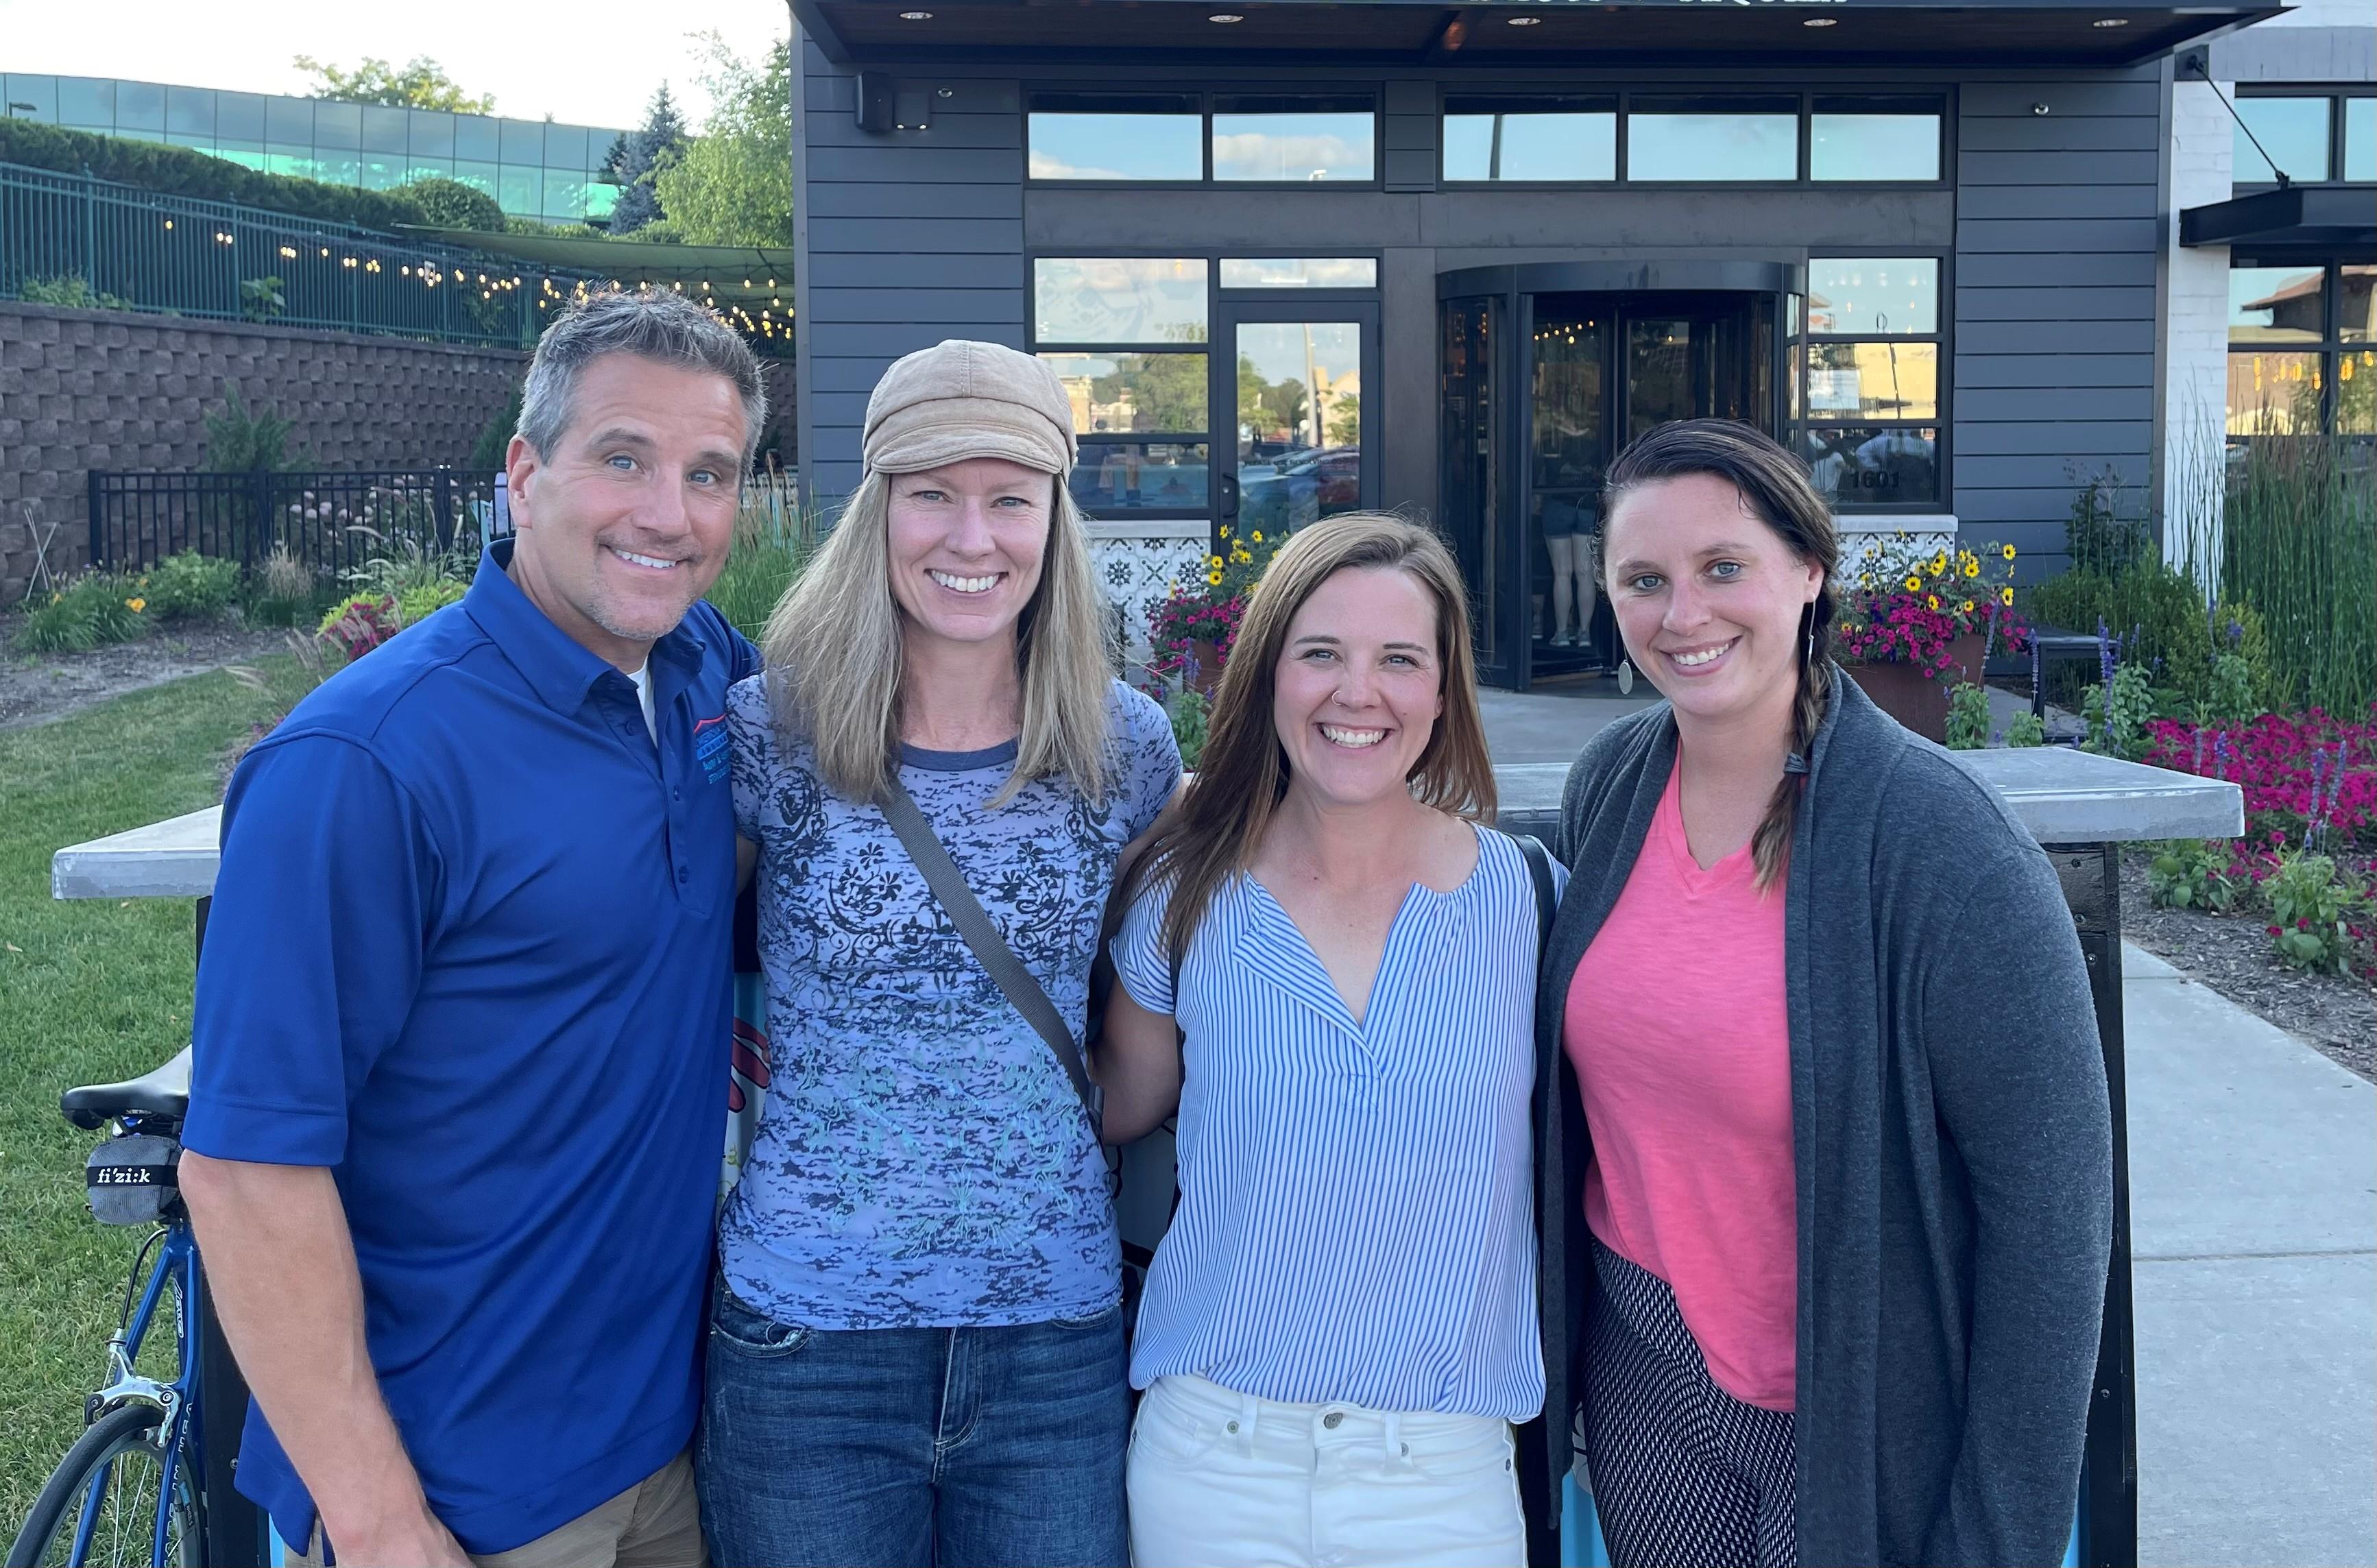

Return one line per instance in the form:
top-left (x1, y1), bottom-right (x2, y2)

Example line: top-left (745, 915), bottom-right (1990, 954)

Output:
top-left (0, 73), bottom-right (625, 225)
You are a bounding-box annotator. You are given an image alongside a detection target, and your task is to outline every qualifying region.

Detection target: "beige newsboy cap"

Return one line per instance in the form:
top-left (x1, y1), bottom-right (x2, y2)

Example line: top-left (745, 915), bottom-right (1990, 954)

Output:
top-left (861, 339), bottom-right (1078, 478)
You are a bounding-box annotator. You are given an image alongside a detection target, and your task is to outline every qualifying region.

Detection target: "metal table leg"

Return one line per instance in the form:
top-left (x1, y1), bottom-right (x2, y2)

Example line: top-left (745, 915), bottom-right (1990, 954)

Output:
top-left (192, 895), bottom-right (268, 1568)
top-left (2047, 845), bottom-right (2139, 1568)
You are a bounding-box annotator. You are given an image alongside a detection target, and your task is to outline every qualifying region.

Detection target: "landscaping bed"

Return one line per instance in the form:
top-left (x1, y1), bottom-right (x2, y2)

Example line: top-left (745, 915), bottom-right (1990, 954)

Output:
top-left (2120, 849), bottom-right (2377, 1084)
top-left (0, 613), bottom-right (293, 732)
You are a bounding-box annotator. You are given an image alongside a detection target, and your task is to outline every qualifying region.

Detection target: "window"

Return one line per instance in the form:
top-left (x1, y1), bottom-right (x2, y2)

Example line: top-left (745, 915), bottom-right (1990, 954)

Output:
top-left (1033, 258), bottom-right (1208, 346)
top-left (2348, 97), bottom-right (2376, 182)
top-left (410, 111), bottom-right (457, 160)
top-left (57, 77), bottom-right (114, 129)
top-left (361, 106), bottom-right (409, 156)
top-left (1626, 96), bottom-right (1798, 182)
top-left (1792, 258), bottom-right (1944, 509)
top-left (1026, 92), bottom-right (1375, 184)
top-left (2234, 95), bottom-right (2330, 184)
top-left (3, 74), bottom-right (60, 123)
top-left (1810, 97), bottom-right (1942, 182)
top-left (313, 101), bottom-right (362, 152)
top-left (1219, 258), bottom-right (1377, 289)
top-left (217, 93), bottom-right (266, 144)
top-left (165, 86), bottom-right (215, 140)
top-left (1033, 259), bottom-right (1213, 516)
top-left (2227, 259), bottom-right (2375, 446)
top-left (265, 96), bottom-right (313, 145)
top-left (1212, 97), bottom-right (1374, 182)
top-left (114, 80), bottom-right (165, 134)
top-left (1028, 94), bottom-right (1201, 180)
top-left (1443, 95), bottom-right (1615, 182)
top-left (499, 119), bottom-right (544, 165)
top-left (455, 115), bottom-right (500, 162)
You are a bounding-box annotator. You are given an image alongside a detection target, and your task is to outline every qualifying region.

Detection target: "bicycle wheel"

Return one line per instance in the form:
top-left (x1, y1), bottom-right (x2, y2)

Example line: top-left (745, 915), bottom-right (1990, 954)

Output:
top-left (6, 1403), bottom-right (202, 1568)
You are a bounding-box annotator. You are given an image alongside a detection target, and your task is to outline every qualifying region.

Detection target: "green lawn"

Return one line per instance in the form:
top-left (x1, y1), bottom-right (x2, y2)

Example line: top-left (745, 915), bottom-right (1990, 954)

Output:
top-left (0, 660), bottom-right (311, 1531)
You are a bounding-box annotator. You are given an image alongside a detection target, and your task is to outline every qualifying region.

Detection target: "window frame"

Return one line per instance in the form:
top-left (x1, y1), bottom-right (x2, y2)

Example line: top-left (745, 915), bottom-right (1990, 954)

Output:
top-left (1024, 89), bottom-right (1381, 190)
top-left (2224, 255), bottom-right (2374, 441)
top-left (1789, 252), bottom-right (1953, 515)
top-left (1436, 88), bottom-right (1949, 191)
top-left (1028, 249), bottom-right (1386, 528)
top-left (2232, 85), bottom-right (2377, 191)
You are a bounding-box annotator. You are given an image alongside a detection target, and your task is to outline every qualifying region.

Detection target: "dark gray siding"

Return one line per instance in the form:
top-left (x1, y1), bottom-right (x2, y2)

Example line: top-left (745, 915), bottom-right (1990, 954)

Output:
top-left (1952, 73), bottom-right (2167, 570)
top-left (796, 36), bottom-right (1025, 500)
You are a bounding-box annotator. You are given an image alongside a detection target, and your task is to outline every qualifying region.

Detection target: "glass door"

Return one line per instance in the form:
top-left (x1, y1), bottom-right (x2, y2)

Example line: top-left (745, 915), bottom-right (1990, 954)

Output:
top-left (1527, 301), bottom-right (1613, 679)
top-left (1214, 301), bottom-right (1377, 547)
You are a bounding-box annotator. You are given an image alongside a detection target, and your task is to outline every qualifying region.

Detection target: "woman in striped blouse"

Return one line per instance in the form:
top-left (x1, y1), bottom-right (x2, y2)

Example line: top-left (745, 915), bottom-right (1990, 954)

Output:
top-left (1098, 513), bottom-right (1556, 1568)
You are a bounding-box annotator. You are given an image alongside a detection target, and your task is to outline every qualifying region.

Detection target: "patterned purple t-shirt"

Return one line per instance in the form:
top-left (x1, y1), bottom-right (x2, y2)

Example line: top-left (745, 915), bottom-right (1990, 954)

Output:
top-left (720, 674), bottom-right (1179, 1329)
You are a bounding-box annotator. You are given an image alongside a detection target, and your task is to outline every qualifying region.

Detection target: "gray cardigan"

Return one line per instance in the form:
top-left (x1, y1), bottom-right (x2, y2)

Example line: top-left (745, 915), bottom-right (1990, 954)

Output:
top-left (1517, 671), bottom-right (2112, 1568)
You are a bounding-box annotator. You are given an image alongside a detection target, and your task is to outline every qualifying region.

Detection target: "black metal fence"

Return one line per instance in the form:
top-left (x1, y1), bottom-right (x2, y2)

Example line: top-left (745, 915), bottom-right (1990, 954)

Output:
top-left (88, 468), bottom-right (498, 577)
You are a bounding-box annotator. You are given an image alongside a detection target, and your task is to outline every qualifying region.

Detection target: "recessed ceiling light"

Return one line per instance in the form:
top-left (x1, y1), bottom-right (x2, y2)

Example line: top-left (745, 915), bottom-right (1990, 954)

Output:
top-left (1507, 13), bottom-right (1541, 23)
top-left (900, 9), bottom-right (932, 18)
top-left (1208, 12), bottom-right (1244, 21)
top-left (2091, 15), bottom-right (2129, 24)
top-left (1803, 16), bottom-right (1838, 25)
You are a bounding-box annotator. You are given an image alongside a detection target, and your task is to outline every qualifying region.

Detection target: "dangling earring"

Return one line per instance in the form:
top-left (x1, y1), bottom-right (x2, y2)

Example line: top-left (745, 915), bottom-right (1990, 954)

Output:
top-left (1617, 658), bottom-right (1634, 695)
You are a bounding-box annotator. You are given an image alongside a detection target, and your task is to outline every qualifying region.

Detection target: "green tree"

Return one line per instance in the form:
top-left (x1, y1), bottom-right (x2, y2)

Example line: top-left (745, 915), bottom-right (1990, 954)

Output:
top-left (652, 38), bottom-right (793, 248)
top-left (399, 176), bottom-right (505, 232)
top-left (1093, 354), bottom-right (1206, 434)
top-left (1326, 391), bottom-right (1361, 446)
top-left (293, 55), bottom-right (496, 114)
top-left (604, 84), bottom-right (688, 234)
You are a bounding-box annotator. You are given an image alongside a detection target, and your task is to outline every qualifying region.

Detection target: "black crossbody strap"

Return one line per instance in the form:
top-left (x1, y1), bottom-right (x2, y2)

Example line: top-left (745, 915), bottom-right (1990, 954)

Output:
top-left (1515, 833), bottom-right (1556, 965)
top-left (877, 777), bottom-right (1100, 1129)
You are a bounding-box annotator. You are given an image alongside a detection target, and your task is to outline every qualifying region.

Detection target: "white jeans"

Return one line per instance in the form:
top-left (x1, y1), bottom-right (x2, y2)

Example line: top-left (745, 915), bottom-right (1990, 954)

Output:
top-left (1126, 1374), bottom-right (1528, 1568)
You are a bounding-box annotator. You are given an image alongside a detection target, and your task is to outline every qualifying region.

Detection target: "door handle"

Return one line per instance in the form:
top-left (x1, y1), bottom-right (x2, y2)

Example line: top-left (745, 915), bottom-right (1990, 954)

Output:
top-left (1220, 472), bottom-right (1239, 520)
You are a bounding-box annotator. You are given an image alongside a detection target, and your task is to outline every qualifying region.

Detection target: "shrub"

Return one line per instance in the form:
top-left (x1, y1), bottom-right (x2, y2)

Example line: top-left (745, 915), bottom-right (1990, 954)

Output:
top-left (1944, 683), bottom-right (1990, 750)
top-left (204, 391), bottom-right (302, 474)
top-left (0, 119), bottom-right (432, 232)
top-left (2003, 710), bottom-right (2047, 748)
top-left (11, 572), bottom-right (151, 653)
top-left (2081, 660), bottom-right (2155, 761)
top-left (243, 543), bottom-right (322, 628)
top-left (145, 551), bottom-right (241, 621)
top-left (396, 580), bottom-right (466, 625)
top-left (2263, 852), bottom-right (2361, 975)
top-left (2029, 557), bottom-right (2215, 703)
top-left (400, 177), bottom-right (506, 234)
top-left (470, 382), bottom-right (524, 474)
top-left (2144, 704), bottom-right (2376, 852)
top-left (2147, 839), bottom-right (2242, 913)
top-left (703, 477), bottom-right (814, 644)
top-left (1165, 686), bottom-right (1211, 772)
top-left (16, 273), bottom-right (132, 311)
top-left (318, 593), bottom-right (401, 661)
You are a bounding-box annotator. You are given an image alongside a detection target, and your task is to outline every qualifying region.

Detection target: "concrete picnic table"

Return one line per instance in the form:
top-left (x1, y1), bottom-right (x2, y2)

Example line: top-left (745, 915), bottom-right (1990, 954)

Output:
top-left (56, 749), bottom-right (2241, 1568)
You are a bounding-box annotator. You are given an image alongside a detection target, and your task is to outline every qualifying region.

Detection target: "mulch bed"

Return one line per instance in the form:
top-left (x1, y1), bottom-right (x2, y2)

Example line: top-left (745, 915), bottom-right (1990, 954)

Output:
top-left (0, 614), bottom-right (295, 733)
top-left (2119, 848), bottom-right (2377, 1084)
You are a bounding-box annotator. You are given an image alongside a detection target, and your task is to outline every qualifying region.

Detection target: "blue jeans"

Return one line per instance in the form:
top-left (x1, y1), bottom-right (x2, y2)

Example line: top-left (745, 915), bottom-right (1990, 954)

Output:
top-left (695, 1283), bottom-right (1129, 1568)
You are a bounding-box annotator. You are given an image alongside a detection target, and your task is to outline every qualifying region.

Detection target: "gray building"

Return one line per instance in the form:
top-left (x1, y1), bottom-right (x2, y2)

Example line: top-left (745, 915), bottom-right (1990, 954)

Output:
top-left (782, 0), bottom-right (2324, 690)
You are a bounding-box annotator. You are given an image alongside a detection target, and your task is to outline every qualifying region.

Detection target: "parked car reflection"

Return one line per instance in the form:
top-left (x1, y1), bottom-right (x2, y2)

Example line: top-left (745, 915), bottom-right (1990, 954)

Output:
top-left (1241, 446), bottom-right (1360, 534)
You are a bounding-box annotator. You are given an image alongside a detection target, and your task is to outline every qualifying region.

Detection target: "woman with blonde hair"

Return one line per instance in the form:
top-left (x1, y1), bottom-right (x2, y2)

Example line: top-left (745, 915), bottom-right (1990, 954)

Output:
top-left (1098, 512), bottom-right (1557, 1568)
top-left (700, 340), bottom-right (1180, 1568)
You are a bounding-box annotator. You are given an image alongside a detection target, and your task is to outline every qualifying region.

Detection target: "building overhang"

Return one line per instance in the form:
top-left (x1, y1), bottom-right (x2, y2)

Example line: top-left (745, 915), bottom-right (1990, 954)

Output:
top-left (2180, 186), bottom-right (2377, 251)
top-left (791, 0), bottom-right (2283, 69)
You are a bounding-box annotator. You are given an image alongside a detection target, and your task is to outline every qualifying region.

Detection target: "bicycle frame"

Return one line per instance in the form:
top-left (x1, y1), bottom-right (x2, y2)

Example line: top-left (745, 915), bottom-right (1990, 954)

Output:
top-left (73, 1124), bottom-right (206, 1567)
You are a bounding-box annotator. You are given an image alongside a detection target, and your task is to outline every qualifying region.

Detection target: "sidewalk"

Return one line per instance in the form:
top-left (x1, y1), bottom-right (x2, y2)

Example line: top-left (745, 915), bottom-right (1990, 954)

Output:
top-left (1477, 676), bottom-right (1660, 765)
top-left (2123, 944), bottom-right (2376, 1567)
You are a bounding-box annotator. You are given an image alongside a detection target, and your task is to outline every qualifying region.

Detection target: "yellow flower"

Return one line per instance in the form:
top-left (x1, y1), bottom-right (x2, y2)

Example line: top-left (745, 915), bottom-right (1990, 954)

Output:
top-left (125, 597), bottom-right (147, 613)
top-left (1927, 594), bottom-right (1940, 611)
top-left (2002, 544), bottom-right (2016, 561)
top-left (1251, 531), bottom-right (1264, 543)
top-left (1963, 559), bottom-right (1979, 577)
top-left (1929, 553), bottom-right (1948, 575)
top-left (1962, 599), bottom-right (1975, 614)
top-left (1207, 570), bottom-right (1223, 587)
top-left (2001, 587), bottom-right (2016, 606)
top-left (1218, 525), bottom-right (1232, 540)
top-left (1209, 555), bottom-right (1224, 569)
top-left (1904, 575), bottom-right (1922, 592)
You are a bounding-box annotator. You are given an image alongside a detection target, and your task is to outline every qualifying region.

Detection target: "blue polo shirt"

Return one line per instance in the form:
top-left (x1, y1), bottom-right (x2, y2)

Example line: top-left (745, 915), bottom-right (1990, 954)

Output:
top-left (184, 538), bottom-right (756, 1556)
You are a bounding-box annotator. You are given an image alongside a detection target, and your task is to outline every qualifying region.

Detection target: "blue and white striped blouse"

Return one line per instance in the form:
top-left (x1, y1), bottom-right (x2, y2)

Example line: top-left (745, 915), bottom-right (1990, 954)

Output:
top-left (1109, 825), bottom-right (1559, 1422)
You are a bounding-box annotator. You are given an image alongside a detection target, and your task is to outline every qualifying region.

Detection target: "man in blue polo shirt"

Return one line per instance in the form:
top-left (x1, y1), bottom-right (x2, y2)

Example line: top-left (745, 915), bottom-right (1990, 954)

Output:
top-left (180, 290), bottom-right (764, 1567)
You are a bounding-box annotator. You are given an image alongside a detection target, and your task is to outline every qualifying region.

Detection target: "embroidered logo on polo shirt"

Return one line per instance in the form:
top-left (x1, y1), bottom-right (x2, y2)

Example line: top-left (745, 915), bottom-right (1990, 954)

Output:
top-left (694, 714), bottom-right (730, 782)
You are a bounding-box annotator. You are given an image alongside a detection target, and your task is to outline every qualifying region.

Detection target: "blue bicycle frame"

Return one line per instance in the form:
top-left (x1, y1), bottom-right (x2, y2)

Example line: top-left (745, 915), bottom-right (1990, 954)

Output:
top-left (74, 1116), bottom-right (207, 1567)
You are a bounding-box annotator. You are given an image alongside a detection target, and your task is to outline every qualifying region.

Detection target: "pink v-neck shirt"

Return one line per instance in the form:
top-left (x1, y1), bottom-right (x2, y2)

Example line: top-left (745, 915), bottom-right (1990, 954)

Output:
top-left (1564, 759), bottom-right (1798, 1410)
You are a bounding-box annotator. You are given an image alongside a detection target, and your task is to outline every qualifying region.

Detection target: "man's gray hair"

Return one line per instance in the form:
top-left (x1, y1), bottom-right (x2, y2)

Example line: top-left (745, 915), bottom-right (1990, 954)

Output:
top-left (517, 289), bottom-right (769, 467)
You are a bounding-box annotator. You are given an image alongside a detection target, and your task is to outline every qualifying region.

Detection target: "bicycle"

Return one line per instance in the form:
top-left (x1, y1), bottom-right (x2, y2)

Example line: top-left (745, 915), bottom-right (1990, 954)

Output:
top-left (8, 1047), bottom-right (209, 1568)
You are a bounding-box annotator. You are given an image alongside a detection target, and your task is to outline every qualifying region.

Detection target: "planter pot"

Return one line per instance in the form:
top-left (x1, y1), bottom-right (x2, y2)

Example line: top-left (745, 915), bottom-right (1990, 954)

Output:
top-left (1843, 634), bottom-right (1986, 743)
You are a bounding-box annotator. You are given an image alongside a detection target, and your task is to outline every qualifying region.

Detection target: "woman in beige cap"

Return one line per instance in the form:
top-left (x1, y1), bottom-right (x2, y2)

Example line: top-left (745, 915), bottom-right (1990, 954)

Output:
top-left (699, 339), bottom-right (1180, 1567)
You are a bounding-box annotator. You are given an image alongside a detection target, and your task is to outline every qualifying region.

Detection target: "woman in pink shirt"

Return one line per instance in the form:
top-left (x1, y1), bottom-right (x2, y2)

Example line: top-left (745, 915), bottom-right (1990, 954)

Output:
top-left (1529, 420), bottom-right (2112, 1568)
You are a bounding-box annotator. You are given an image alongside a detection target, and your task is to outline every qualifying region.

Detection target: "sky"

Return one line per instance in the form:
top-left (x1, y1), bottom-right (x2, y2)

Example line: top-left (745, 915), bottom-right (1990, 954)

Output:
top-left (0, 0), bottom-right (788, 132)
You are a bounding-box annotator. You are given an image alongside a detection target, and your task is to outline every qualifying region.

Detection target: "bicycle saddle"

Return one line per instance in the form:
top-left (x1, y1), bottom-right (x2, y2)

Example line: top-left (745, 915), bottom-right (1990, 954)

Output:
top-left (61, 1046), bottom-right (193, 1131)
